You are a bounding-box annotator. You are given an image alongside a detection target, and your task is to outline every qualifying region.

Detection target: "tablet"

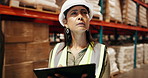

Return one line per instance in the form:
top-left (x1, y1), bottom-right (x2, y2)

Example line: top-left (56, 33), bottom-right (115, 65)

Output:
top-left (33, 64), bottom-right (96, 78)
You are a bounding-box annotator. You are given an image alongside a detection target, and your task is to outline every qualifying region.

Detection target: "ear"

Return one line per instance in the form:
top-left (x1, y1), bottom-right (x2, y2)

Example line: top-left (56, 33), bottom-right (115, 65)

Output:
top-left (63, 19), bottom-right (68, 27)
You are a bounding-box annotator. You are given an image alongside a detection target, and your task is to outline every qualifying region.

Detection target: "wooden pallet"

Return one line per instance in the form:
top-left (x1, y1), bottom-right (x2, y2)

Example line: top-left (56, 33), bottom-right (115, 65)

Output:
top-left (122, 18), bottom-right (137, 26)
top-left (105, 17), bottom-right (123, 24)
top-left (9, 0), bottom-right (60, 14)
top-left (92, 16), bottom-right (102, 21)
top-left (139, 25), bottom-right (148, 28)
top-left (125, 23), bottom-right (137, 27)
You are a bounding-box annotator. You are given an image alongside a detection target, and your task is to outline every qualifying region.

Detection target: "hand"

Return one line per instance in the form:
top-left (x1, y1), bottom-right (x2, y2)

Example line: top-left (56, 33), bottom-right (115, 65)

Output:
top-left (47, 73), bottom-right (68, 78)
top-left (81, 73), bottom-right (88, 78)
top-left (47, 73), bottom-right (88, 78)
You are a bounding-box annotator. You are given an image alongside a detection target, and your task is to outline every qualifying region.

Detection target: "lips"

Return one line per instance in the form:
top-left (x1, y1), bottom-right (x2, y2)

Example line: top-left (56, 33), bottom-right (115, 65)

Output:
top-left (76, 22), bottom-right (85, 26)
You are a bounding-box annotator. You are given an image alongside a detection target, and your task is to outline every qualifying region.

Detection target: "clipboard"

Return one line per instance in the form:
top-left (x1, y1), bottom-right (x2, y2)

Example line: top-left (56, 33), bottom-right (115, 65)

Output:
top-left (33, 64), bottom-right (96, 78)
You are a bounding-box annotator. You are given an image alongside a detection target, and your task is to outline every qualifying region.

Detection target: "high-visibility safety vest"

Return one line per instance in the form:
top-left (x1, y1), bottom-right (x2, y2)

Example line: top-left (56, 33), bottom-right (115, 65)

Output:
top-left (49, 42), bottom-right (106, 78)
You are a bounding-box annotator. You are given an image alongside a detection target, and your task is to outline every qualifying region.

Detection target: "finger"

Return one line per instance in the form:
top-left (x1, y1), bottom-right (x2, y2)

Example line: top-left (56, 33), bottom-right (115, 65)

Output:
top-left (47, 76), bottom-right (53, 78)
top-left (58, 64), bottom-right (63, 67)
top-left (55, 73), bottom-right (68, 78)
top-left (55, 73), bottom-right (64, 78)
top-left (81, 74), bottom-right (88, 78)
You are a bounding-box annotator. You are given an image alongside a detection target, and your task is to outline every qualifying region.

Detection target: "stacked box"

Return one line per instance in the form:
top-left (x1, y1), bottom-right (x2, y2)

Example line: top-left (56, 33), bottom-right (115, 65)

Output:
top-left (121, 0), bottom-right (137, 26)
top-left (103, 0), bottom-right (122, 22)
top-left (26, 42), bottom-right (50, 62)
top-left (33, 60), bottom-right (48, 78)
top-left (138, 5), bottom-right (148, 27)
top-left (32, 23), bottom-right (49, 42)
top-left (144, 44), bottom-right (148, 64)
top-left (107, 48), bottom-right (119, 75)
top-left (4, 43), bottom-right (31, 64)
top-left (2, 20), bottom-right (51, 78)
top-left (2, 20), bottom-right (49, 43)
top-left (4, 62), bottom-right (33, 78)
top-left (3, 20), bottom-right (34, 43)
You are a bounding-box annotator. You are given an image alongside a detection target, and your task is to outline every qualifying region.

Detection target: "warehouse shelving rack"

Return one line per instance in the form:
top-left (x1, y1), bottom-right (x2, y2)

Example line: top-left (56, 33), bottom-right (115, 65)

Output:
top-left (0, 0), bottom-right (148, 78)
top-left (0, 5), bottom-right (147, 33)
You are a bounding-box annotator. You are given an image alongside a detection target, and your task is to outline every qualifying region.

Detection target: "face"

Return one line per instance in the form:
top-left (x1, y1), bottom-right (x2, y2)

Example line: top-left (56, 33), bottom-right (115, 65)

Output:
top-left (64, 6), bottom-right (90, 33)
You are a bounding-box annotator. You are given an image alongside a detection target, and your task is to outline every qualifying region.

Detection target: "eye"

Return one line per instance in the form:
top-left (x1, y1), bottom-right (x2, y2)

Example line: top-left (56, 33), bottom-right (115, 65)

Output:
top-left (83, 11), bottom-right (88, 14)
top-left (81, 10), bottom-right (88, 14)
top-left (71, 12), bottom-right (77, 15)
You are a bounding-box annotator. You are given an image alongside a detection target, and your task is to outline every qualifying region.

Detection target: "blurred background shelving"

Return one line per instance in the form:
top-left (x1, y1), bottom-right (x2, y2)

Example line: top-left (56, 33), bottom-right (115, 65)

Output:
top-left (0, 0), bottom-right (148, 78)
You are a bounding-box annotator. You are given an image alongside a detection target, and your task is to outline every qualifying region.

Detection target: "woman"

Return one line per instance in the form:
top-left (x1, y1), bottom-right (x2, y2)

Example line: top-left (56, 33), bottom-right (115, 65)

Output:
top-left (48, 0), bottom-right (110, 78)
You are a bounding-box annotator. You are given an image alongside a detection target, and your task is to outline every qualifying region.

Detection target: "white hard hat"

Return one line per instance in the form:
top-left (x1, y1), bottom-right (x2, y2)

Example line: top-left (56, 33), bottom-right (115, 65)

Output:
top-left (59, 0), bottom-right (93, 26)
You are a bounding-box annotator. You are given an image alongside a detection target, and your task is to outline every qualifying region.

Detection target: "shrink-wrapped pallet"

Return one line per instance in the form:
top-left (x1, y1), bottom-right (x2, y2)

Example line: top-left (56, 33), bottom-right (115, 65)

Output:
top-left (113, 45), bottom-right (134, 73)
top-left (36, 0), bottom-right (59, 11)
top-left (144, 44), bottom-right (148, 64)
top-left (138, 5), bottom-right (148, 27)
top-left (86, 0), bottom-right (103, 20)
top-left (112, 44), bottom-right (144, 73)
top-left (136, 44), bottom-right (144, 68)
top-left (145, 0), bottom-right (148, 3)
top-left (103, 0), bottom-right (122, 22)
top-left (10, 0), bottom-right (59, 12)
top-left (107, 48), bottom-right (119, 75)
top-left (121, 0), bottom-right (137, 26)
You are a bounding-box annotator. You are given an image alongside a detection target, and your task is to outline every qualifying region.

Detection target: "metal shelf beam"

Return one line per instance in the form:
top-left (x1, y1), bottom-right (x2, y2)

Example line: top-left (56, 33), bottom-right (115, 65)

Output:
top-left (0, 5), bottom-right (59, 21)
top-left (0, 5), bottom-right (148, 33)
top-left (133, 0), bottom-right (148, 8)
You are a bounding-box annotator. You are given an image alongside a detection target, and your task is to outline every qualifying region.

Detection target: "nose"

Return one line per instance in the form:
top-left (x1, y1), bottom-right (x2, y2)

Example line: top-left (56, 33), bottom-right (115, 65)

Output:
top-left (78, 17), bottom-right (83, 20)
top-left (77, 14), bottom-right (83, 20)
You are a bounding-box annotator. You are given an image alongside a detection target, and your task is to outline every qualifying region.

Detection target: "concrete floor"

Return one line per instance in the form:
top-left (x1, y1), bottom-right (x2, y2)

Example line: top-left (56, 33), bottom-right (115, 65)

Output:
top-left (114, 64), bottom-right (148, 78)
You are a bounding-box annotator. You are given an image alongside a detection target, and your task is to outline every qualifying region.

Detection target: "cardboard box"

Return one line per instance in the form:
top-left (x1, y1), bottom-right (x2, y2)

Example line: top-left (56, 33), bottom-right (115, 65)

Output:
top-left (4, 62), bottom-right (34, 78)
top-left (33, 23), bottom-right (49, 42)
top-left (4, 43), bottom-right (32, 64)
top-left (2, 20), bottom-right (34, 43)
top-left (26, 41), bottom-right (50, 61)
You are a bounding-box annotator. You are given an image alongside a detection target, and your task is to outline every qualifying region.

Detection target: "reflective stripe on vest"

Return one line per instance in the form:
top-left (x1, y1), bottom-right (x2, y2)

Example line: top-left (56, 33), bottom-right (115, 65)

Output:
top-left (50, 43), bottom-right (61, 68)
top-left (49, 42), bottom-right (105, 78)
